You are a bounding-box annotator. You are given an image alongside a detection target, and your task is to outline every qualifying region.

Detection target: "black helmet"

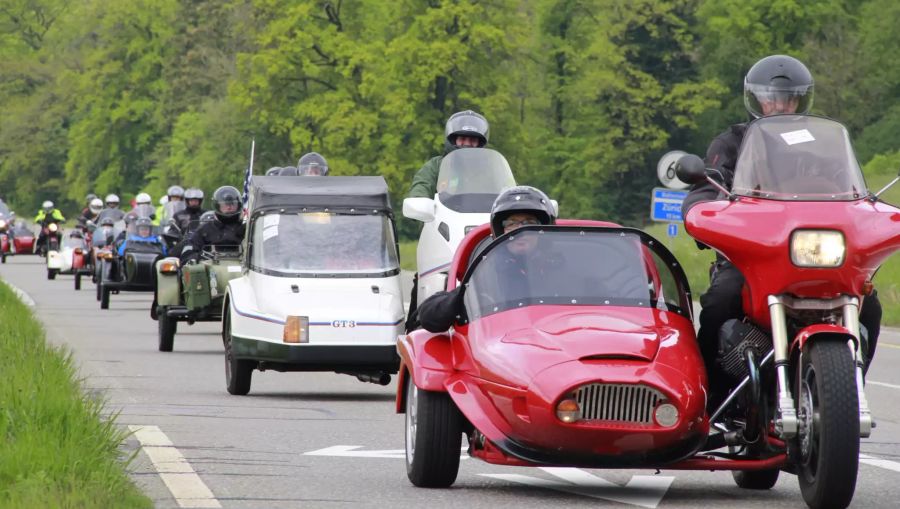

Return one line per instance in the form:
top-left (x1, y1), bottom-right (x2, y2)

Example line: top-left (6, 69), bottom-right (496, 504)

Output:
top-left (489, 186), bottom-right (556, 238)
top-left (277, 166), bottom-right (299, 176)
top-left (265, 166), bottom-right (283, 176)
top-left (444, 110), bottom-right (489, 152)
top-left (123, 211), bottom-right (139, 225)
top-left (297, 152), bottom-right (329, 176)
top-left (212, 185), bottom-right (241, 222)
top-left (134, 216), bottom-right (153, 236)
top-left (199, 210), bottom-right (216, 224)
top-left (85, 193), bottom-right (98, 204)
top-left (744, 55), bottom-right (814, 119)
top-left (99, 216), bottom-right (116, 227)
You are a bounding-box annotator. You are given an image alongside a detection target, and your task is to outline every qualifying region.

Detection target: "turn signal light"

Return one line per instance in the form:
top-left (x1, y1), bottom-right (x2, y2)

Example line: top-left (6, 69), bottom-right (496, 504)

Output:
top-left (159, 260), bottom-right (179, 274)
top-left (556, 398), bottom-right (582, 423)
top-left (283, 315), bottom-right (309, 344)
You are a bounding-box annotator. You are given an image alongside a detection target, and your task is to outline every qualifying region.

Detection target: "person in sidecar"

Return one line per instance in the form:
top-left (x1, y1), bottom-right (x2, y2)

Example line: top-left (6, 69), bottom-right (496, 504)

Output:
top-left (683, 54), bottom-right (884, 387)
top-left (180, 186), bottom-right (244, 264)
top-left (406, 110), bottom-right (489, 199)
top-left (118, 217), bottom-right (166, 256)
top-left (417, 185), bottom-right (557, 333)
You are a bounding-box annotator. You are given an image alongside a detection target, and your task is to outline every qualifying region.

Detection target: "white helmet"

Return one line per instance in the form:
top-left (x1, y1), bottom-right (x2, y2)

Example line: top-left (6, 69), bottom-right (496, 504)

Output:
top-left (42, 200), bottom-right (54, 211)
top-left (105, 194), bottom-right (120, 207)
top-left (89, 198), bottom-right (103, 214)
top-left (135, 192), bottom-right (152, 205)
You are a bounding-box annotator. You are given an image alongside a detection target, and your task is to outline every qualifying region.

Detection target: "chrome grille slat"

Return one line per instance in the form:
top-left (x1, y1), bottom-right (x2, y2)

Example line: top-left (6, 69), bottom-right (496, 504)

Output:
top-left (573, 383), bottom-right (664, 425)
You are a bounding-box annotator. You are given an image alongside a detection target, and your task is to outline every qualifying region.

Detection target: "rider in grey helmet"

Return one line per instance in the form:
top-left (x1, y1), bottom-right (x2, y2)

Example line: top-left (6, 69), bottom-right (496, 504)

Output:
top-left (172, 188), bottom-right (207, 234)
top-left (297, 152), bottom-right (329, 176)
top-left (406, 110), bottom-right (489, 199)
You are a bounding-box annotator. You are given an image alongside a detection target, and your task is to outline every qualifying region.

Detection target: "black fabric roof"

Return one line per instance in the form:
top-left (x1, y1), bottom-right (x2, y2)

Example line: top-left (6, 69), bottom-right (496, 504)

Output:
top-left (249, 176), bottom-right (392, 212)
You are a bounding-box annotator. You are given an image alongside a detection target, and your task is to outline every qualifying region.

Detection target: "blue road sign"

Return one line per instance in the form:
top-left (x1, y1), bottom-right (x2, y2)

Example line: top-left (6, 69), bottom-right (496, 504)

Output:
top-left (651, 187), bottom-right (688, 222)
top-left (667, 223), bottom-right (678, 238)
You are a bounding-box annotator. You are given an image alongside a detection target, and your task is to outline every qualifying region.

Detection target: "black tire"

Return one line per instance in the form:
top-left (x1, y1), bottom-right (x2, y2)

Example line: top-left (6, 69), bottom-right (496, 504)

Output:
top-left (158, 307), bottom-right (176, 352)
top-left (405, 377), bottom-right (462, 487)
top-left (100, 285), bottom-right (110, 309)
top-left (732, 463), bottom-right (780, 489)
top-left (96, 276), bottom-right (102, 301)
top-left (74, 272), bottom-right (81, 290)
top-left (796, 341), bottom-right (859, 509)
top-left (1, 253), bottom-right (6, 264)
top-left (223, 313), bottom-right (253, 395)
top-left (47, 268), bottom-right (56, 280)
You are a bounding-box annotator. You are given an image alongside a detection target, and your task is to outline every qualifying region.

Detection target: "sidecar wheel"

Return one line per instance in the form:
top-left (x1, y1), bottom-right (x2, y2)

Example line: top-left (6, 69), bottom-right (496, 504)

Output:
top-left (74, 273), bottom-right (81, 290)
top-left (796, 341), bottom-right (859, 509)
top-left (405, 377), bottom-right (461, 487)
top-left (158, 307), bottom-right (177, 352)
top-left (733, 467), bottom-right (779, 490)
top-left (223, 313), bottom-right (253, 395)
top-left (100, 285), bottom-right (110, 309)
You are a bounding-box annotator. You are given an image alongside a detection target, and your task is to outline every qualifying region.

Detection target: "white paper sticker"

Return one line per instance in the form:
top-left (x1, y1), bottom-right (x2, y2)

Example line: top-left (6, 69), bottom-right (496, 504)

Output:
top-left (780, 129), bottom-right (815, 145)
top-left (227, 265), bottom-right (242, 272)
top-left (263, 214), bottom-right (280, 228)
top-left (262, 226), bottom-right (278, 241)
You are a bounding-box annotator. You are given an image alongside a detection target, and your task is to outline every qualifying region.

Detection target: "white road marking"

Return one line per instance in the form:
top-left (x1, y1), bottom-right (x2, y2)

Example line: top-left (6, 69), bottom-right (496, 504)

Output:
top-left (4, 281), bottom-right (36, 307)
top-left (304, 445), bottom-right (468, 460)
top-left (129, 425), bottom-right (221, 508)
top-left (481, 467), bottom-right (674, 508)
top-left (860, 454), bottom-right (900, 474)
top-left (867, 380), bottom-right (900, 390)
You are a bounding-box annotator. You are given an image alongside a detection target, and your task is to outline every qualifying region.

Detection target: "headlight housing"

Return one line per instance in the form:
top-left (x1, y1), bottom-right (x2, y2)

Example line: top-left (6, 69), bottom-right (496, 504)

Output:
top-left (790, 230), bottom-right (845, 268)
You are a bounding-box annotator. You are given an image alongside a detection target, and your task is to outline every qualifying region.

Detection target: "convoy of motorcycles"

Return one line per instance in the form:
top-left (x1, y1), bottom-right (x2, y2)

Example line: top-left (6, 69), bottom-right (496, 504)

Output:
top-left (12, 115), bottom-right (900, 509)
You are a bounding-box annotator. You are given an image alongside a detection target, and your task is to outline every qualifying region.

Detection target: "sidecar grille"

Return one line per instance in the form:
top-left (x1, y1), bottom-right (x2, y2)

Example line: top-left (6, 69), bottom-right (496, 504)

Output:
top-left (573, 383), bottom-right (664, 424)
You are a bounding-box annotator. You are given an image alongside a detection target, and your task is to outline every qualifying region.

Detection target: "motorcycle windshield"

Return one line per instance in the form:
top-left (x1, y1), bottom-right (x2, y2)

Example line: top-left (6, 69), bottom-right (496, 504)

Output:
top-left (250, 212), bottom-right (399, 277)
top-left (162, 201), bottom-right (186, 221)
top-left (437, 148), bottom-right (516, 212)
top-left (63, 234), bottom-right (86, 249)
top-left (97, 209), bottom-right (125, 223)
top-left (732, 115), bottom-right (868, 201)
top-left (462, 227), bottom-right (691, 321)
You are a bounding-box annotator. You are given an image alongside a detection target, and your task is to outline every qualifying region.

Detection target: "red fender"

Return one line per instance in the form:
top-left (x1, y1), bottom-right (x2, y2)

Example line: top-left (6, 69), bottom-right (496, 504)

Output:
top-left (791, 323), bottom-right (857, 354)
top-left (395, 329), bottom-right (454, 413)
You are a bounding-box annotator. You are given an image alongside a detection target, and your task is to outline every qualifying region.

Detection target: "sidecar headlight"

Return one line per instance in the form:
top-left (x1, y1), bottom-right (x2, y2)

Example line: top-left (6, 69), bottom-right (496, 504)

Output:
top-left (556, 397), bottom-right (582, 423)
top-left (654, 403), bottom-right (679, 427)
top-left (791, 230), bottom-right (845, 267)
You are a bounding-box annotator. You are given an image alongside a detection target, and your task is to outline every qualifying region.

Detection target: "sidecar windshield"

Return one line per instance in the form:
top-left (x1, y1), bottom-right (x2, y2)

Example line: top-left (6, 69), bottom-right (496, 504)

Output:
top-left (462, 227), bottom-right (691, 321)
top-left (437, 148), bottom-right (516, 212)
top-left (733, 115), bottom-right (867, 201)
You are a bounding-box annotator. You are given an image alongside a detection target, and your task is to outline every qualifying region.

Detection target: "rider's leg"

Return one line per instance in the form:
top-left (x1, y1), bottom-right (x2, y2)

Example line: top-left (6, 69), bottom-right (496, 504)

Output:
top-left (859, 289), bottom-right (882, 375)
top-left (698, 260), bottom-right (745, 407)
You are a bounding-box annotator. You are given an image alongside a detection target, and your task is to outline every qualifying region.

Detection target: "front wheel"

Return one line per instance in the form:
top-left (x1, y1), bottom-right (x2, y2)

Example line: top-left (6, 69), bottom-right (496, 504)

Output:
top-left (158, 307), bottom-right (177, 352)
top-left (796, 340), bottom-right (859, 509)
top-left (74, 272), bottom-right (81, 290)
top-left (405, 377), bottom-right (462, 487)
top-left (100, 284), bottom-right (110, 309)
top-left (223, 313), bottom-right (253, 395)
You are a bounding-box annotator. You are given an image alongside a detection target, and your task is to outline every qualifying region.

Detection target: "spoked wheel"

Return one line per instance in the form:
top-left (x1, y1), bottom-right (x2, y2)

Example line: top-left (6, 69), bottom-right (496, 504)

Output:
top-left (796, 341), bottom-right (859, 509)
top-left (223, 313), bottom-right (253, 395)
top-left (74, 272), bottom-right (81, 290)
top-left (405, 376), bottom-right (462, 487)
top-left (158, 307), bottom-right (177, 352)
top-left (100, 284), bottom-right (110, 309)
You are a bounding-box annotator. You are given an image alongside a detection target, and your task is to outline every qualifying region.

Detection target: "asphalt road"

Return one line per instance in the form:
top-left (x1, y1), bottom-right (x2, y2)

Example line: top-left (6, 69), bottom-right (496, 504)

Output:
top-left (3, 255), bottom-right (900, 508)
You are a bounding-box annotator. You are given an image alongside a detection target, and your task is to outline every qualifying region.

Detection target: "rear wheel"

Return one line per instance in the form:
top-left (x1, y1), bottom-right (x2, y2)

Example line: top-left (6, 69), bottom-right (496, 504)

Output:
top-left (100, 284), bottom-right (110, 309)
top-left (158, 307), bottom-right (177, 352)
top-left (74, 272), bottom-right (81, 290)
top-left (796, 341), bottom-right (859, 509)
top-left (223, 313), bottom-right (253, 395)
top-left (405, 377), bottom-right (462, 487)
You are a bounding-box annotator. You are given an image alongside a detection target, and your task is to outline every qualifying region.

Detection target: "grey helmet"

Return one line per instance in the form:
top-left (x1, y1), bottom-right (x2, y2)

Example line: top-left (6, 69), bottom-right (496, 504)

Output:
top-left (265, 166), bottom-right (284, 176)
top-left (166, 185), bottom-right (185, 199)
top-left (297, 152), bottom-right (329, 176)
top-left (104, 194), bottom-right (120, 208)
top-left (444, 110), bottom-right (489, 152)
top-left (489, 186), bottom-right (556, 238)
top-left (184, 188), bottom-right (204, 210)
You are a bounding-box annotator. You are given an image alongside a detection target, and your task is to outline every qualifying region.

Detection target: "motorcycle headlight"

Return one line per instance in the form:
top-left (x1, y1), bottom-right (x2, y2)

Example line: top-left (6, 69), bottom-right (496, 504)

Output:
top-left (49, 223), bottom-right (58, 232)
top-left (790, 230), bottom-right (845, 268)
top-left (0, 220), bottom-right (7, 229)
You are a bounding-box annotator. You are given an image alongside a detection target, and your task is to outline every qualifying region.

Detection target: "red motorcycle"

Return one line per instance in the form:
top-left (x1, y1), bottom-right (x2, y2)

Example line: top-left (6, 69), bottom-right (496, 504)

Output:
top-left (672, 114), bottom-right (900, 508)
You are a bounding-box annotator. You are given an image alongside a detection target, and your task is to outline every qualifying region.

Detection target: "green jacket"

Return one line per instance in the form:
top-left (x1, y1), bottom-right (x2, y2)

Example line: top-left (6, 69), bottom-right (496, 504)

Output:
top-left (34, 209), bottom-right (65, 223)
top-left (406, 155), bottom-right (443, 199)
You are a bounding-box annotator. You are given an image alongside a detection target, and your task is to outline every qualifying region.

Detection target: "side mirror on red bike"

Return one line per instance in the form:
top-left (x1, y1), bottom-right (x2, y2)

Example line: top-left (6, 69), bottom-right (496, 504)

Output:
top-left (674, 154), bottom-right (707, 184)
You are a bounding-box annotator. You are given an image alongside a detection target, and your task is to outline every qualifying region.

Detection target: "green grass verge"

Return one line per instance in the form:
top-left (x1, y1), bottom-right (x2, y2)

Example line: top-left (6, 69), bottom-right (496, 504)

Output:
top-left (399, 239), bottom-right (417, 272)
top-left (0, 282), bottom-right (152, 508)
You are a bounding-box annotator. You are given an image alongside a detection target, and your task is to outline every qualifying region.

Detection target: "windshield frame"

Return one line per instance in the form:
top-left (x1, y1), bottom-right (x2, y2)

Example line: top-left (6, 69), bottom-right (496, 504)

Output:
top-left (731, 114), bottom-right (868, 201)
top-left (460, 225), bottom-right (693, 321)
top-left (247, 207), bottom-right (401, 279)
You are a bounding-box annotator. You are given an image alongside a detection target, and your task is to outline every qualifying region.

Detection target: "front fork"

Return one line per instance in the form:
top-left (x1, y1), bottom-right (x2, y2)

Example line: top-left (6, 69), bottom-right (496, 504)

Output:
top-left (767, 295), bottom-right (872, 439)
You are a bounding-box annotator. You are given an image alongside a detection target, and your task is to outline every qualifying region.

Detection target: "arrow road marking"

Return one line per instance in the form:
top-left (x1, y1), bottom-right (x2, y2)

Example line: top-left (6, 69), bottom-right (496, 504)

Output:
top-left (481, 467), bottom-right (673, 508)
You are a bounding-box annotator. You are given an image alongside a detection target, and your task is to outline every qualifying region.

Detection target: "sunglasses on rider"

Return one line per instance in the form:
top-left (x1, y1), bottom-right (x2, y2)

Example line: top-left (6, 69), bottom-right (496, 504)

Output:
top-left (502, 218), bottom-right (541, 230)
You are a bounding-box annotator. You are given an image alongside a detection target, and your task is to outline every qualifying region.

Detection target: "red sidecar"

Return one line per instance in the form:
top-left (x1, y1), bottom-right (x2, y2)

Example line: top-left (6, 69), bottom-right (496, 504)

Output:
top-left (396, 220), bottom-right (750, 487)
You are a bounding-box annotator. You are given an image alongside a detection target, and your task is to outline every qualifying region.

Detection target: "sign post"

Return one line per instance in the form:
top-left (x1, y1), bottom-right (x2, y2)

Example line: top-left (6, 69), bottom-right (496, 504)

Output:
top-left (651, 187), bottom-right (687, 249)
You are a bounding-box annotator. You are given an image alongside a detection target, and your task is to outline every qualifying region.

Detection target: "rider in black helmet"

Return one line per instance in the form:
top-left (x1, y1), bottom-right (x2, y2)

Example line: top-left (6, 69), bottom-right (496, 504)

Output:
top-left (416, 186), bottom-right (556, 333)
top-left (683, 55), bottom-right (882, 405)
top-left (180, 186), bottom-right (244, 263)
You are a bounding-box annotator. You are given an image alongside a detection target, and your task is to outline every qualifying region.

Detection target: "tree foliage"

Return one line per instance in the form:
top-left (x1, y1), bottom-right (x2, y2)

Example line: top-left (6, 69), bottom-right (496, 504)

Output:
top-left (1, 0), bottom-right (899, 229)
